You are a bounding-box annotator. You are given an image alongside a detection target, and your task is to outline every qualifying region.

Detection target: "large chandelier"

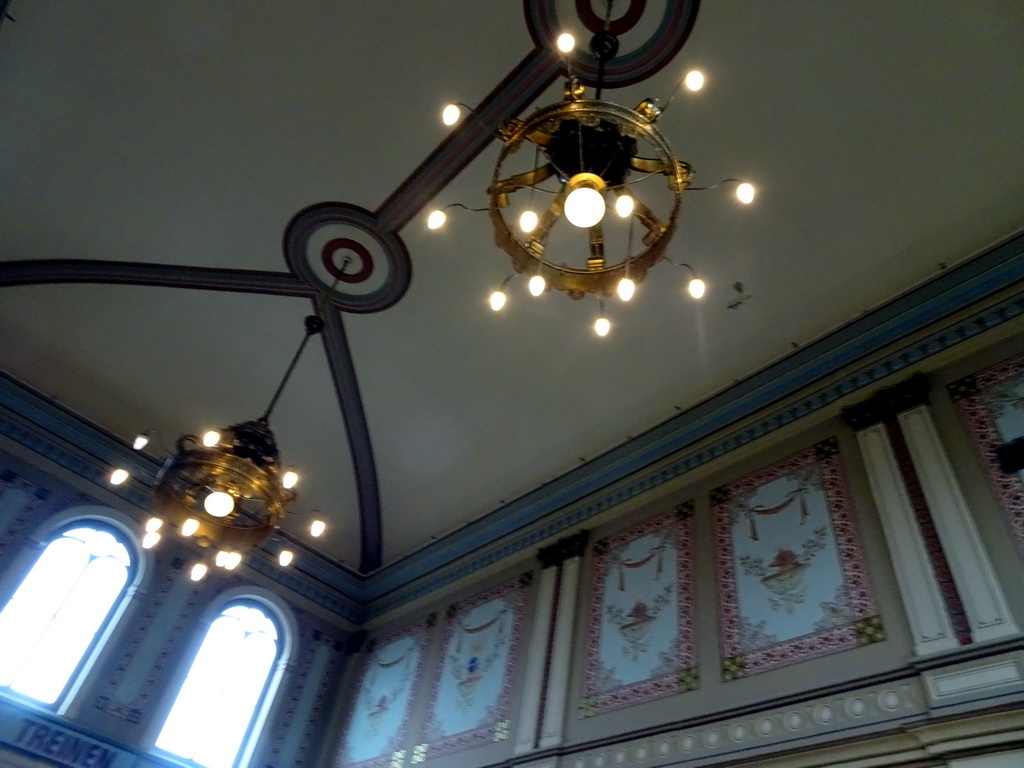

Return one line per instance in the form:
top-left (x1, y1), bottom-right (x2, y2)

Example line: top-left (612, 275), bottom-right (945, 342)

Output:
top-left (429, 29), bottom-right (755, 335)
top-left (111, 315), bottom-right (327, 580)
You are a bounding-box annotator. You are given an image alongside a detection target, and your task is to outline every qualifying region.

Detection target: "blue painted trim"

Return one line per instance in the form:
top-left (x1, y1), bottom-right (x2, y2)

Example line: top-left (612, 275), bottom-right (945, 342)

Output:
top-left (364, 230), bottom-right (1024, 601)
top-left (366, 289), bottom-right (1024, 617)
top-left (0, 373), bottom-right (373, 609)
top-left (1, 232), bottom-right (1023, 619)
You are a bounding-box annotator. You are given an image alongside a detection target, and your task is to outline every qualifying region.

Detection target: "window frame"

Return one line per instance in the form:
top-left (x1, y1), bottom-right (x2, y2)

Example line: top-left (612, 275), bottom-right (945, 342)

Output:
top-left (149, 589), bottom-right (294, 768)
top-left (0, 508), bottom-right (143, 715)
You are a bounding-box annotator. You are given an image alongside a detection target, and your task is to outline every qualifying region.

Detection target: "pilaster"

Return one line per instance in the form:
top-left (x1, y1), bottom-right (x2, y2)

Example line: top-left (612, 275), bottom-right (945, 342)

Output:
top-left (854, 423), bottom-right (959, 655)
top-left (898, 405), bottom-right (1019, 642)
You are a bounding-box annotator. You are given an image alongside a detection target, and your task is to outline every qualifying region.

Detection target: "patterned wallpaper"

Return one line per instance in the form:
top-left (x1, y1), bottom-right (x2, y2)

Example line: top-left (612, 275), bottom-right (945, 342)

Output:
top-left (580, 508), bottom-right (696, 717)
top-left (713, 438), bottom-right (883, 680)
top-left (418, 574), bottom-right (530, 759)
top-left (335, 620), bottom-right (430, 768)
top-left (949, 352), bottom-right (1024, 555)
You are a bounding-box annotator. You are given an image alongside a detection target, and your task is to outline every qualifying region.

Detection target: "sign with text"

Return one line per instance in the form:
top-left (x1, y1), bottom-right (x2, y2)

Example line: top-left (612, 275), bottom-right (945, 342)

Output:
top-left (0, 704), bottom-right (135, 768)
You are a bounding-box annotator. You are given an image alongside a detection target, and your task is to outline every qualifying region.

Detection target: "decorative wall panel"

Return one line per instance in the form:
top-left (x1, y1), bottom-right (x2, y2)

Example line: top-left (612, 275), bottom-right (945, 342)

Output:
top-left (336, 620), bottom-right (430, 768)
top-left (714, 439), bottom-right (881, 679)
top-left (949, 354), bottom-right (1024, 554)
top-left (419, 574), bottom-right (529, 758)
top-left (580, 507), bottom-right (696, 717)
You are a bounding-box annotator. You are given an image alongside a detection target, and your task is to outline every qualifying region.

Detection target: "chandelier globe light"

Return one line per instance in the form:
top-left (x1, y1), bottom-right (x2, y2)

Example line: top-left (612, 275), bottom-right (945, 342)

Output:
top-left (124, 314), bottom-right (326, 579)
top-left (428, 16), bottom-right (757, 335)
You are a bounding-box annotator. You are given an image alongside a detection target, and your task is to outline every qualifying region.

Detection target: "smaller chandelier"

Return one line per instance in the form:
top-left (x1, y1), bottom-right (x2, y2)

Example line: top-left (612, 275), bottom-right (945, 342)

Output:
top-left (134, 314), bottom-right (324, 578)
top-left (430, 29), bottom-right (756, 336)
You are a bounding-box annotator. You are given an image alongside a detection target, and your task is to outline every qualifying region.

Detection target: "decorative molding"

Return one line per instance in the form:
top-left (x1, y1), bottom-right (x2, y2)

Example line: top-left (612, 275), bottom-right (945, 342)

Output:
top-left (538, 530), bottom-right (589, 569)
top-left (898, 405), bottom-right (1019, 642)
top-left (319, 307), bottom-right (383, 572)
top-left (367, 286), bottom-right (1024, 619)
top-left (856, 424), bottom-right (959, 655)
top-left (366, 235), bottom-right (1024, 609)
top-left (925, 657), bottom-right (1023, 702)
top-left (840, 373), bottom-right (931, 430)
top-left (344, 630), bottom-right (369, 656)
top-left (566, 680), bottom-right (926, 768)
top-left (2, 240), bottom-right (1024, 619)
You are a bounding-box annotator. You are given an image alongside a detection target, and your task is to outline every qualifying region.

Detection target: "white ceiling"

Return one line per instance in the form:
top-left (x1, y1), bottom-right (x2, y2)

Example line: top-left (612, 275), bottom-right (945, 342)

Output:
top-left (0, 1), bottom-right (1022, 572)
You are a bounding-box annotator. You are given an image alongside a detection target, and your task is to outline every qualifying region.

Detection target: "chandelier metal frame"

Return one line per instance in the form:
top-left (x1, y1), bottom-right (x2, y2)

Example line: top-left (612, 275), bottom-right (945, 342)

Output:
top-left (488, 86), bottom-right (692, 300)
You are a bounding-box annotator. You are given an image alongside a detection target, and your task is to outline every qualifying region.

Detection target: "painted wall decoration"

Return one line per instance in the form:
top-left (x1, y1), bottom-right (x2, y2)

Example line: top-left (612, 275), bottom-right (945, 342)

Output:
top-left (335, 621), bottom-right (429, 768)
top-left (580, 507), bottom-right (696, 717)
top-left (714, 438), bottom-right (882, 679)
top-left (949, 353), bottom-right (1024, 554)
top-left (418, 574), bottom-right (529, 758)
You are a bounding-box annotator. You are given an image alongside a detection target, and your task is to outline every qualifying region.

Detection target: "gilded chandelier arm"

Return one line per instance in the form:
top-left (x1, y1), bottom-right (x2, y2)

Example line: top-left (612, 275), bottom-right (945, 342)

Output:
top-left (525, 188), bottom-right (568, 256)
top-left (490, 164), bottom-right (556, 197)
top-left (587, 220), bottom-right (605, 270)
top-left (631, 199), bottom-right (668, 247)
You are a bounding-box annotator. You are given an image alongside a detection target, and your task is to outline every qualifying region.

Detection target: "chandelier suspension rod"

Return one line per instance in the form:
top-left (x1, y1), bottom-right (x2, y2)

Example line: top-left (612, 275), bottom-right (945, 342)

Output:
top-left (260, 314), bottom-right (325, 423)
top-left (593, 0), bottom-right (616, 99)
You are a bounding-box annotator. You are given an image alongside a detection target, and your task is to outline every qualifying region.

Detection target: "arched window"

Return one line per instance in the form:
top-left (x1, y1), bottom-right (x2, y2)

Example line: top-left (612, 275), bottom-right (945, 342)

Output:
top-left (0, 522), bottom-right (134, 705)
top-left (156, 601), bottom-right (283, 768)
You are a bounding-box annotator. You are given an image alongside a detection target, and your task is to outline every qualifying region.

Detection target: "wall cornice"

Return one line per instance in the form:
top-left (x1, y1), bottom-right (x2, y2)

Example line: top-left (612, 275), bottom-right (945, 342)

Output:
top-left (0, 231), bottom-right (1023, 620)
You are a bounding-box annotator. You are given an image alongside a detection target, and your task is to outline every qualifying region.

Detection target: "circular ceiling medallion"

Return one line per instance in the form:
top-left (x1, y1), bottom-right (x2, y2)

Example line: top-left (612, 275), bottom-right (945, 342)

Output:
top-left (576, 0), bottom-right (646, 36)
top-left (525, 0), bottom-right (700, 88)
top-left (283, 202), bottom-right (411, 313)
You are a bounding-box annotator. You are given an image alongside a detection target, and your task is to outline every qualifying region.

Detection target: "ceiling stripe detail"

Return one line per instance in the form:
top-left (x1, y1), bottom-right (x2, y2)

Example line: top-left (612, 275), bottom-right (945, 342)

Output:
top-left (320, 307), bottom-right (383, 573)
top-left (0, 259), bottom-right (314, 297)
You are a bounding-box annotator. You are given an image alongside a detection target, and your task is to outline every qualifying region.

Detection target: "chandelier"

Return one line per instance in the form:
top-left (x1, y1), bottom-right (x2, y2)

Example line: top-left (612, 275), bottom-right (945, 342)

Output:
top-left (110, 315), bottom-right (327, 581)
top-left (429, 29), bottom-right (755, 335)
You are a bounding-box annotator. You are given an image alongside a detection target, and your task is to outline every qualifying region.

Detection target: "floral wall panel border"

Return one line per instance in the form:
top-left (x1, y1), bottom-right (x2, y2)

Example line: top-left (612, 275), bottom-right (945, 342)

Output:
top-left (580, 507), bottom-right (697, 717)
top-left (714, 438), bottom-right (882, 680)
top-left (335, 620), bottom-right (430, 768)
top-left (948, 353), bottom-right (1024, 554)
top-left (418, 574), bottom-right (530, 758)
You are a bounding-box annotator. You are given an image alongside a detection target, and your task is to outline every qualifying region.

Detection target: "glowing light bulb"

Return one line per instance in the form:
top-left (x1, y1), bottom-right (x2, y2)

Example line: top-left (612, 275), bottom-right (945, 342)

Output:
top-left (190, 563), bottom-right (207, 581)
top-left (489, 290), bottom-right (507, 311)
top-left (310, 519), bottom-right (326, 537)
top-left (132, 433), bottom-right (149, 450)
top-left (201, 430), bottom-right (220, 447)
top-left (181, 518), bottom-right (200, 537)
top-left (684, 70), bottom-right (705, 91)
top-left (617, 277), bottom-right (636, 302)
top-left (109, 469), bottom-right (129, 485)
top-left (556, 33), bottom-right (575, 53)
top-left (142, 531), bottom-right (161, 549)
top-left (145, 517), bottom-right (163, 533)
top-left (441, 104), bottom-right (461, 126)
top-left (279, 550), bottom-right (294, 567)
top-left (563, 186), bottom-right (606, 228)
top-left (615, 195), bottom-right (634, 218)
top-left (688, 278), bottom-right (706, 299)
top-left (204, 491), bottom-right (234, 518)
top-left (736, 182), bottom-right (756, 204)
top-left (528, 274), bottom-right (546, 296)
top-left (427, 209), bottom-right (447, 229)
top-left (519, 210), bottom-right (538, 233)
top-left (282, 470), bottom-right (298, 489)
top-left (224, 552), bottom-right (242, 570)
top-left (214, 551), bottom-right (228, 568)
top-left (594, 317), bottom-right (611, 337)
